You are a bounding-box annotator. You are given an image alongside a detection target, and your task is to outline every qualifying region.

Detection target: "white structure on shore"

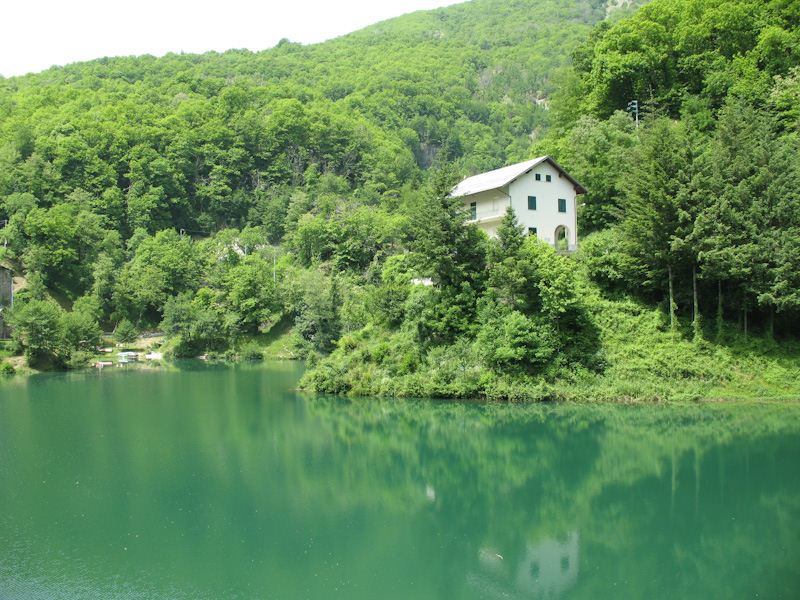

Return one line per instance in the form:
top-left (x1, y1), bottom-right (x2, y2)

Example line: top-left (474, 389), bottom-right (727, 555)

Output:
top-left (450, 156), bottom-right (586, 251)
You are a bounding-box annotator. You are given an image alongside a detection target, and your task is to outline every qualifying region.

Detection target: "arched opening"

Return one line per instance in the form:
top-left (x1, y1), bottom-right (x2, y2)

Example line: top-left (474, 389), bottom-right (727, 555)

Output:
top-left (554, 226), bottom-right (569, 251)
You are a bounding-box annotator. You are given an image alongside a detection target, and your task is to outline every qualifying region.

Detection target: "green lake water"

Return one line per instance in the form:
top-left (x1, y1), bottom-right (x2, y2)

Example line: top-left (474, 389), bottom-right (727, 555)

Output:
top-left (1, 362), bottom-right (799, 599)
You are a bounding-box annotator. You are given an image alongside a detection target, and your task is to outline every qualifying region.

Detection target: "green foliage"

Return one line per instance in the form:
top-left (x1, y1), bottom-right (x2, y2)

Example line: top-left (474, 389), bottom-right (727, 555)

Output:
top-left (114, 230), bottom-right (201, 324)
top-left (571, 0), bottom-right (800, 119)
top-left (15, 202), bottom-right (107, 298)
top-left (1, 0), bottom-right (799, 392)
top-left (239, 341), bottom-right (264, 361)
top-left (161, 291), bottom-right (227, 357)
top-left (476, 311), bottom-right (557, 372)
top-left (283, 268), bottom-right (342, 354)
top-left (113, 319), bottom-right (139, 345)
top-left (577, 229), bottom-right (640, 292)
top-left (61, 309), bottom-right (102, 352)
top-left (222, 256), bottom-right (281, 335)
top-left (546, 0), bottom-right (800, 337)
top-left (540, 112), bottom-right (637, 232)
top-left (9, 300), bottom-right (68, 369)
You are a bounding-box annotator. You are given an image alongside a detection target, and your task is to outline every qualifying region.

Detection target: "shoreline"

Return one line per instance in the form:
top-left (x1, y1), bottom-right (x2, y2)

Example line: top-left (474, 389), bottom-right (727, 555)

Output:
top-left (7, 356), bottom-right (795, 406)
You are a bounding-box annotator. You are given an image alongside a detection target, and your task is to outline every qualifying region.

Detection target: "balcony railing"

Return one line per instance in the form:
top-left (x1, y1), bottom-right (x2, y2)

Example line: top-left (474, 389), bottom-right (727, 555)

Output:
top-left (467, 209), bottom-right (506, 223)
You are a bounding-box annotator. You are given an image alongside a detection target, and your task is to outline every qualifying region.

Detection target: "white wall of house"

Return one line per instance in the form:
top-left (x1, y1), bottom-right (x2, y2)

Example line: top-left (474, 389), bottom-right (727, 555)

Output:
top-left (462, 160), bottom-right (579, 250)
top-left (464, 189), bottom-right (511, 238)
top-left (507, 161), bottom-right (578, 250)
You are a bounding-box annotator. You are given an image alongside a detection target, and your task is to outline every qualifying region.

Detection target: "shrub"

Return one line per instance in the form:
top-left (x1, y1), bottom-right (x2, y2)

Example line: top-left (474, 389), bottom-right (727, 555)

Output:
top-left (476, 311), bottom-right (556, 373)
top-left (577, 228), bottom-right (640, 293)
top-left (114, 319), bottom-right (139, 345)
top-left (8, 300), bottom-right (67, 369)
top-left (66, 351), bottom-right (93, 370)
top-left (240, 342), bottom-right (264, 361)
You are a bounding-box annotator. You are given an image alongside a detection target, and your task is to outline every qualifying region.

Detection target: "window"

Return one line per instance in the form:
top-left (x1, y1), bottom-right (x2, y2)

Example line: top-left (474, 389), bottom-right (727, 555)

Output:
top-left (528, 227), bottom-right (537, 237)
top-left (535, 173), bottom-right (541, 181)
top-left (546, 174), bottom-right (552, 182)
top-left (558, 198), bottom-right (567, 213)
top-left (527, 195), bottom-right (537, 210)
top-left (469, 202), bottom-right (477, 220)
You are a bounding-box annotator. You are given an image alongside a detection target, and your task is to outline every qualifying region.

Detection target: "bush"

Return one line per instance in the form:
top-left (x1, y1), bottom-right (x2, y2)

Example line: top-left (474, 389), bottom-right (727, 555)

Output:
top-left (476, 311), bottom-right (557, 373)
top-left (114, 319), bottom-right (139, 345)
top-left (0, 361), bottom-right (15, 376)
top-left (240, 342), bottom-right (264, 361)
top-left (577, 228), bottom-right (640, 293)
top-left (66, 351), bottom-right (93, 370)
top-left (9, 300), bottom-right (68, 369)
top-left (62, 310), bottom-right (102, 351)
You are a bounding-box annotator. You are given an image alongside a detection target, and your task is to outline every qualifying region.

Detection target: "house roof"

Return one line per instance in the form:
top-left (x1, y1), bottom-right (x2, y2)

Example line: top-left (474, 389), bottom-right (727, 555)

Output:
top-left (450, 156), bottom-right (587, 197)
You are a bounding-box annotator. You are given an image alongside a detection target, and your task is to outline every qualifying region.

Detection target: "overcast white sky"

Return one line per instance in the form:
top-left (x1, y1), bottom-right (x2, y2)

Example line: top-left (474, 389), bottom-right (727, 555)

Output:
top-left (1, 0), bottom-right (465, 77)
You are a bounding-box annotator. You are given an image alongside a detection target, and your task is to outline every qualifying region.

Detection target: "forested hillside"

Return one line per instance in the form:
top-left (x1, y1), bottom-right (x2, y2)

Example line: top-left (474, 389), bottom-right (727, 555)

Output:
top-left (0, 0), bottom-right (618, 240)
top-left (543, 0), bottom-right (800, 331)
top-left (1, 0), bottom-right (799, 402)
top-left (305, 0), bottom-right (800, 401)
top-left (0, 0), bottom-right (635, 369)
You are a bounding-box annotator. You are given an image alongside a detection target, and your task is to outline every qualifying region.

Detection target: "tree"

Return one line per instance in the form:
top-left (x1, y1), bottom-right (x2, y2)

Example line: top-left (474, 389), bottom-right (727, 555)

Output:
top-left (621, 117), bottom-right (692, 329)
top-left (543, 112), bottom-right (638, 232)
top-left (19, 203), bottom-right (106, 297)
top-left (222, 256), bottom-right (282, 335)
top-left (9, 300), bottom-right (67, 369)
top-left (410, 164), bottom-right (486, 292)
top-left (114, 319), bottom-right (139, 345)
top-left (114, 230), bottom-right (202, 324)
top-left (161, 291), bottom-right (227, 356)
top-left (62, 309), bottom-right (102, 352)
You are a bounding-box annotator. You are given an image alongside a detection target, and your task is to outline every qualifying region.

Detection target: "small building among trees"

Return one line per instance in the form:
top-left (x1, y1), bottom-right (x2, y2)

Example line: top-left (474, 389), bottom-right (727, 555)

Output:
top-left (450, 156), bottom-right (585, 251)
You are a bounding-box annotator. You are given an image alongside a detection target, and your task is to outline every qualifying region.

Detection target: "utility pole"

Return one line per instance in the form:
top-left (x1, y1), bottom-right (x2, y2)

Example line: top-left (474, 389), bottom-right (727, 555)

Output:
top-left (627, 100), bottom-right (639, 128)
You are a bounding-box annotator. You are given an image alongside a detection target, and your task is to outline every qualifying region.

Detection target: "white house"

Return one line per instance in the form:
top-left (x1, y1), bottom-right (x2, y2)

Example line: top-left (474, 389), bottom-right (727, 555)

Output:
top-left (450, 156), bottom-right (586, 251)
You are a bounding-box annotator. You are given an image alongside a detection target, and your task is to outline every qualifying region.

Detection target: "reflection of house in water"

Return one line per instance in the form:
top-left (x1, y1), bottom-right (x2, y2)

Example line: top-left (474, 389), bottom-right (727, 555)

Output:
top-left (469, 531), bottom-right (580, 600)
top-left (516, 532), bottom-right (579, 598)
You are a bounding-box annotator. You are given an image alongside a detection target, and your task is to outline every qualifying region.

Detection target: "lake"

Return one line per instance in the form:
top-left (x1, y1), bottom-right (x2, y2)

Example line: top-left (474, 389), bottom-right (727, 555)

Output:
top-left (1, 362), bottom-right (799, 599)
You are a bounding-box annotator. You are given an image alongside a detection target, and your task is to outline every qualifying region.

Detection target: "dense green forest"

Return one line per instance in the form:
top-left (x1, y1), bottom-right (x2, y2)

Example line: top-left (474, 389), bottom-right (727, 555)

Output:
top-left (1, 0), bottom-right (799, 400)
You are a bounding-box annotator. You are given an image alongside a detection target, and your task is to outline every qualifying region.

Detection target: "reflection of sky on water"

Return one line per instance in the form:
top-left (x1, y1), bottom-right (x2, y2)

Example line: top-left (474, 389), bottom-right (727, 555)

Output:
top-left (470, 531), bottom-right (580, 599)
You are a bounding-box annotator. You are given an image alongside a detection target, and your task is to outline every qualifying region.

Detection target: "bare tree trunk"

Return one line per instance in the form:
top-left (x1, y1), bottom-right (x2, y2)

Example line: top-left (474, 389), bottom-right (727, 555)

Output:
top-left (668, 264), bottom-right (676, 332)
top-left (767, 305), bottom-right (774, 341)
top-left (692, 265), bottom-right (701, 341)
top-left (743, 301), bottom-right (748, 341)
top-left (716, 280), bottom-right (724, 341)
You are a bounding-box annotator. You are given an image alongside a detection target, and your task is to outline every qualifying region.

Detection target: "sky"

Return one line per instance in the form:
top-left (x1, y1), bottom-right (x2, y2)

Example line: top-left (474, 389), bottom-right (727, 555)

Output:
top-left (1, 0), bottom-right (465, 77)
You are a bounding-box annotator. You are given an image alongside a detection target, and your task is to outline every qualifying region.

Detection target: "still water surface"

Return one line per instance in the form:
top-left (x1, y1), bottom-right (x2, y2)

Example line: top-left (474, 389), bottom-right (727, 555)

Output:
top-left (1, 362), bottom-right (799, 599)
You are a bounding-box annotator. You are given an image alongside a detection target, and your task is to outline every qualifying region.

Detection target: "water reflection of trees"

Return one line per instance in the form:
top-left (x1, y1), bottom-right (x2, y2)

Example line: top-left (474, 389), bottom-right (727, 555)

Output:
top-left (305, 398), bottom-right (800, 599)
top-left (1, 366), bottom-right (799, 599)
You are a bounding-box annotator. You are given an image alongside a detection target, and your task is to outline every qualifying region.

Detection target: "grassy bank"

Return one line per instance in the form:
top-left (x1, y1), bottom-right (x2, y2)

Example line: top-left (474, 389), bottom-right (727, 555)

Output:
top-left (0, 320), bottom-right (301, 378)
top-left (301, 287), bottom-right (800, 403)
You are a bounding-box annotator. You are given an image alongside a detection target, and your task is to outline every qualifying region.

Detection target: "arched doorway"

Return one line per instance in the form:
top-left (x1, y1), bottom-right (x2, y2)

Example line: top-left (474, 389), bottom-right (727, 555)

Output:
top-left (554, 226), bottom-right (569, 251)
